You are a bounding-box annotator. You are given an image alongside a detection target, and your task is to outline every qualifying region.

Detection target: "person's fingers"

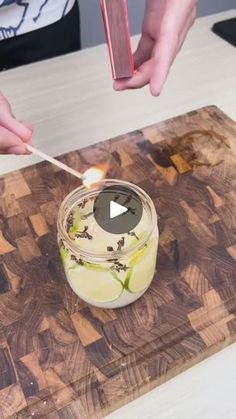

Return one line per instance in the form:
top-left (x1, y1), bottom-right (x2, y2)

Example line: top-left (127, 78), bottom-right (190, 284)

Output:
top-left (21, 122), bottom-right (33, 154)
top-left (177, 9), bottom-right (196, 53)
top-left (0, 126), bottom-right (27, 155)
top-left (22, 120), bottom-right (34, 133)
top-left (3, 145), bottom-right (27, 155)
top-left (0, 112), bottom-right (33, 142)
top-left (21, 121), bottom-right (34, 145)
top-left (0, 93), bottom-right (14, 115)
top-left (149, 29), bottom-right (178, 96)
top-left (133, 34), bottom-right (154, 69)
top-left (0, 92), bottom-right (33, 142)
top-left (113, 59), bottom-right (153, 91)
top-left (113, 0), bottom-right (197, 96)
top-left (150, 4), bottom-right (196, 96)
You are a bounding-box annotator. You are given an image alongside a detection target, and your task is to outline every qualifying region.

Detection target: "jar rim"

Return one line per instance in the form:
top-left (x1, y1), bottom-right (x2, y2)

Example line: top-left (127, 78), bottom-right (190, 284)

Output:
top-left (57, 179), bottom-right (158, 262)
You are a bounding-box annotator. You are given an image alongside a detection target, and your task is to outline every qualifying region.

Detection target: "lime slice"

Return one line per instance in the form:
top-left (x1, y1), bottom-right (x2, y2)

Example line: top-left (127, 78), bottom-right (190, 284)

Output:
top-left (68, 211), bottom-right (81, 238)
top-left (68, 265), bottom-right (123, 303)
top-left (69, 262), bottom-right (109, 274)
top-left (129, 241), bottom-right (151, 267)
top-left (125, 264), bottom-right (154, 294)
top-left (128, 231), bottom-right (146, 248)
top-left (124, 268), bottom-right (133, 291)
top-left (85, 262), bottom-right (111, 272)
top-left (59, 244), bottom-right (69, 265)
top-left (126, 240), bottom-right (157, 293)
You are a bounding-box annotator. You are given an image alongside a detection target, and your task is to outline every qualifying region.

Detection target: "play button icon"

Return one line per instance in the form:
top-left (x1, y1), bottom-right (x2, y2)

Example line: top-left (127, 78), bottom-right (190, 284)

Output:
top-left (93, 184), bottom-right (143, 235)
top-left (110, 201), bottom-right (128, 219)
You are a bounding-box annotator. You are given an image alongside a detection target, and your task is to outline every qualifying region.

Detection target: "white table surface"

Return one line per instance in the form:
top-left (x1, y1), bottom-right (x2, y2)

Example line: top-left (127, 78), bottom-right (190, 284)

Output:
top-left (0, 9), bottom-right (235, 419)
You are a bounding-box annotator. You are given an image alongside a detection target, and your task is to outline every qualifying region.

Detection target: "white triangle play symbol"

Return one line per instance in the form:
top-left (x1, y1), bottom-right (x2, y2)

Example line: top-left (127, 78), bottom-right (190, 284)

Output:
top-left (110, 201), bottom-right (128, 219)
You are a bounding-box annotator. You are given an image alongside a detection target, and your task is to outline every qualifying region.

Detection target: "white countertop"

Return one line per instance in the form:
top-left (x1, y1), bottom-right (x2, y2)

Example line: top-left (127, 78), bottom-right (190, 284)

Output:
top-left (0, 9), bottom-right (235, 419)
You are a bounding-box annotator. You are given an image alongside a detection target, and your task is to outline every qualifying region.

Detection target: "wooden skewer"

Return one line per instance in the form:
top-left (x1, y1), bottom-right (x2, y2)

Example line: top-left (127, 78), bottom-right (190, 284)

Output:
top-left (26, 144), bottom-right (84, 180)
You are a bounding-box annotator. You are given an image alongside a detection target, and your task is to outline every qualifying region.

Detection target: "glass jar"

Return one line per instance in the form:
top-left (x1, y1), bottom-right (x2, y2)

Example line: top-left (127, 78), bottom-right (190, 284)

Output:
top-left (57, 179), bottom-right (158, 309)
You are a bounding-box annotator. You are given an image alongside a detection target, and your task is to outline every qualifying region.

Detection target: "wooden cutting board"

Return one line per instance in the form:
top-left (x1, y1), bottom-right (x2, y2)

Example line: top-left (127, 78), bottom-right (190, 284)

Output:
top-left (0, 106), bottom-right (236, 419)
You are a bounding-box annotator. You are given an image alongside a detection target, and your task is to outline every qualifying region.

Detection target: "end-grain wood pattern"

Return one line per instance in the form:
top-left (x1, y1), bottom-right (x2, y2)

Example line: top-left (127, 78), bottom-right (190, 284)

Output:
top-left (101, 0), bottom-right (134, 79)
top-left (0, 106), bottom-right (236, 418)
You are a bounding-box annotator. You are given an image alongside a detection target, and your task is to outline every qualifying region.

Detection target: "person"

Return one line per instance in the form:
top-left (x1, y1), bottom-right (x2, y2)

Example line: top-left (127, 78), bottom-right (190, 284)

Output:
top-left (0, 0), bottom-right (196, 155)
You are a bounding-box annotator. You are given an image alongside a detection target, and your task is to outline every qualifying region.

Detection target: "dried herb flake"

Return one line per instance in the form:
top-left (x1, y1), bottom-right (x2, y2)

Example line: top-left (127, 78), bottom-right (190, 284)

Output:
top-left (70, 254), bottom-right (84, 266)
top-left (110, 262), bottom-right (129, 273)
top-left (117, 237), bottom-right (125, 251)
top-left (66, 212), bottom-right (74, 233)
top-left (107, 246), bottom-right (114, 252)
top-left (75, 225), bottom-right (93, 241)
top-left (128, 231), bottom-right (139, 240)
top-left (81, 211), bottom-right (93, 220)
top-left (78, 199), bottom-right (88, 209)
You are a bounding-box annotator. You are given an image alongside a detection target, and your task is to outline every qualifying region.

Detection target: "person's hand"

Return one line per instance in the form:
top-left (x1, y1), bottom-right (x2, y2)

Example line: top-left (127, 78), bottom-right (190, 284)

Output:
top-left (114, 0), bottom-right (196, 96)
top-left (0, 92), bottom-right (33, 154)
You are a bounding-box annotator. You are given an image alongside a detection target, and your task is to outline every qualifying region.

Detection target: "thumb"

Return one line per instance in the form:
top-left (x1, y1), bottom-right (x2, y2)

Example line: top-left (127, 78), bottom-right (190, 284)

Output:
top-left (133, 34), bottom-right (154, 69)
top-left (21, 120), bottom-right (34, 135)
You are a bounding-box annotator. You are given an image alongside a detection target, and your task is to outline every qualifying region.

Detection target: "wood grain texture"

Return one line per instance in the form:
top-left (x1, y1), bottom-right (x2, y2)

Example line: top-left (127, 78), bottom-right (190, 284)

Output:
top-left (0, 106), bottom-right (236, 418)
top-left (101, 0), bottom-right (134, 79)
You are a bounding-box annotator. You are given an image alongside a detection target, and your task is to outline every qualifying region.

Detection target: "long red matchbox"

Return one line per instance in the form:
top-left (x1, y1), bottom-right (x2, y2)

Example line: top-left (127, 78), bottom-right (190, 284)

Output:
top-left (100, 0), bottom-right (134, 79)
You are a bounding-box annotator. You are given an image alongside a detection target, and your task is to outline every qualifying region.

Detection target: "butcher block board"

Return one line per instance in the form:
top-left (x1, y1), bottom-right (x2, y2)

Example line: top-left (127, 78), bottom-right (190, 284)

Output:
top-left (0, 106), bottom-right (236, 419)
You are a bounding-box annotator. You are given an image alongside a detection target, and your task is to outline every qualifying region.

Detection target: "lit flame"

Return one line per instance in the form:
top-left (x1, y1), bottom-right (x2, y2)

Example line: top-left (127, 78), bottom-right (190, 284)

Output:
top-left (82, 163), bottom-right (109, 189)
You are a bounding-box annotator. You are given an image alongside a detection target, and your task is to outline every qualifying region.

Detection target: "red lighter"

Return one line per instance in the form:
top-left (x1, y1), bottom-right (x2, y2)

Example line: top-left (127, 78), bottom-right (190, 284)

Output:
top-left (100, 0), bottom-right (134, 79)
